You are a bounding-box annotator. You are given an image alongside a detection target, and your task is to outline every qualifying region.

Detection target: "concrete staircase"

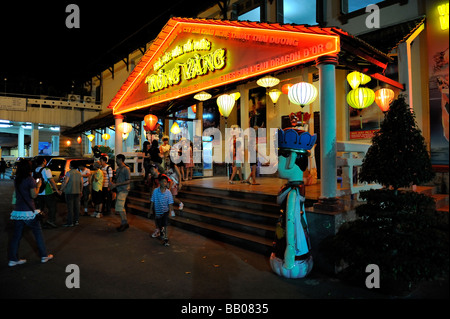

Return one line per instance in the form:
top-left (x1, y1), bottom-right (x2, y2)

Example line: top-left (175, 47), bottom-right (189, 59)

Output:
top-left (127, 182), bottom-right (282, 254)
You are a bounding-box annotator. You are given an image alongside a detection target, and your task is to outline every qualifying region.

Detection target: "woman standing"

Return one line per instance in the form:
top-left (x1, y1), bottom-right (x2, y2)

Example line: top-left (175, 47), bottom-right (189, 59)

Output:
top-left (8, 159), bottom-right (53, 267)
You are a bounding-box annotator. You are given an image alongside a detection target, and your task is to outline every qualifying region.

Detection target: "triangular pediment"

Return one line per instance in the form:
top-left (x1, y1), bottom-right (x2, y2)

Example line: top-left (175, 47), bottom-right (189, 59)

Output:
top-left (109, 18), bottom-right (341, 115)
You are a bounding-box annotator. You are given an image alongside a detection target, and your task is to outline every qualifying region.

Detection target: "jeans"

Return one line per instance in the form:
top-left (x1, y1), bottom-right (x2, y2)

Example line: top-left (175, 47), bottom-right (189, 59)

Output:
top-left (65, 193), bottom-right (80, 225)
top-left (115, 191), bottom-right (128, 224)
top-left (8, 217), bottom-right (47, 261)
top-left (81, 185), bottom-right (90, 210)
top-left (36, 193), bottom-right (57, 223)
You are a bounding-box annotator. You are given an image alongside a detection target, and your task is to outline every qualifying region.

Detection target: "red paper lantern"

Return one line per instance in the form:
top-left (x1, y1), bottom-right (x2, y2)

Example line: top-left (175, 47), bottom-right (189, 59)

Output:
top-left (144, 114), bottom-right (158, 131)
top-left (191, 104), bottom-right (197, 113)
top-left (281, 83), bottom-right (293, 95)
top-left (77, 136), bottom-right (82, 144)
top-left (375, 88), bottom-right (395, 113)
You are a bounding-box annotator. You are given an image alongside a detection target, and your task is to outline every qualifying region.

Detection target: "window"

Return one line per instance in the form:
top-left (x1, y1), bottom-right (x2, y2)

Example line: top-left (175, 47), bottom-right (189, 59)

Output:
top-left (233, 0), bottom-right (265, 22)
top-left (341, 0), bottom-right (384, 14)
top-left (283, 0), bottom-right (317, 25)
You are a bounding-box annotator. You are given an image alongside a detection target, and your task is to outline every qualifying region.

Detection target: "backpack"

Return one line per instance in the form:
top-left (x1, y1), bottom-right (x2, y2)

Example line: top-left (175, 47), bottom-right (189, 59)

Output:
top-left (33, 167), bottom-right (48, 194)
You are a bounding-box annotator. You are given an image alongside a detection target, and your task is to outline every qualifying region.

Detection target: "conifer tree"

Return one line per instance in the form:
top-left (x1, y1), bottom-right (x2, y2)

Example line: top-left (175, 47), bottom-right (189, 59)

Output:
top-left (359, 95), bottom-right (434, 190)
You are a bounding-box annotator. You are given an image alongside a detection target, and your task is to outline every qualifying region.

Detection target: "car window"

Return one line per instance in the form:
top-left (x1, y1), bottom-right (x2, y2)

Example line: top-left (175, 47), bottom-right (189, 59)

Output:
top-left (47, 159), bottom-right (66, 171)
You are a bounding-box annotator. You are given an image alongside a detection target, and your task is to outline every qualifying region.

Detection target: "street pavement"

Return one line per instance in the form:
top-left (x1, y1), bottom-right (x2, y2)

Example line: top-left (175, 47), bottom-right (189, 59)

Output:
top-left (0, 178), bottom-right (448, 312)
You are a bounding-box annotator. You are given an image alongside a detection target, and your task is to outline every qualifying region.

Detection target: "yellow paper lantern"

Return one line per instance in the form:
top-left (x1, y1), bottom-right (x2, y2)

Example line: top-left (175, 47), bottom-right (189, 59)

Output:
top-left (170, 122), bottom-right (181, 135)
top-left (257, 75), bottom-right (280, 88)
top-left (87, 134), bottom-right (95, 142)
top-left (268, 89), bottom-right (282, 105)
top-left (102, 133), bottom-right (110, 141)
top-left (288, 82), bottom-right (318, 107)
top-left (375, 88), bottom-right (395, 112)
top-left (347, 88), bottom-right (375, 109)
top-left (119, 122), bottom-right (133, 134)
top-left (230, 92), bottom-right (241, 100)
top-left (194, 91), bottom-right (212, 101)
top-left (217, 94), bottom-right (235, 118)
top-left (347, 71), bottom-right (371, 90)
top-left (122, 133), bottom-right (129, 140)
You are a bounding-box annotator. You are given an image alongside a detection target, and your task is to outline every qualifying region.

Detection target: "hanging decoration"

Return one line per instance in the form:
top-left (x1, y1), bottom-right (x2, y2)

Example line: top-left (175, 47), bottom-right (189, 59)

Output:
top-left (77, 136), bottom-right (82, 144)
top-left (144, 114), bottom-right (159, 131)
top-left (118, 122), bottom-right (133, 135)
top-left (217, 94), bottom-right (235, 118)
top-left (191, 104), bottom-right (196, 113)
top-left (287, 82), bottom-right (318, 108)
top-left (347, 87), bottom-right (375, 128)
top-left (281, 83), bottom-right (293, 95)
top-left (170, 122), bottom-right (181, 135)
top-left (347, 71), bottom-right (371, 90)
top-left (102, 133), bottom-right (110, 141)
top-left (230, 92), bottom-right (241, 100)
top-left (194, 91), bottom-right (212, 101)
top-left (374, 88), bottom-right (395, 113)
top-left (268, 89), bottom-right (282, 106)
top-left (122, 133), bottom-right (129, 140)
top-left (87, 134), bottom-right (95, 142)
top-left (257, 75), bottom-right (280, 88)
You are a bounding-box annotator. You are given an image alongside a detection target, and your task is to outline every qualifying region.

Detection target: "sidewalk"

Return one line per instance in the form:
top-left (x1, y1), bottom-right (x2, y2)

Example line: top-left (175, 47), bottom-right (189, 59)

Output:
top-left (0, 179), bottom-right (447, 300)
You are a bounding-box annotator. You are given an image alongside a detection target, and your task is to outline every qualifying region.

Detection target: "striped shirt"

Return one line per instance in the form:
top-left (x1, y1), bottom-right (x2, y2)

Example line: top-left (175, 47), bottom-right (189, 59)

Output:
top-left (151, 187), bottom-right (174, 215)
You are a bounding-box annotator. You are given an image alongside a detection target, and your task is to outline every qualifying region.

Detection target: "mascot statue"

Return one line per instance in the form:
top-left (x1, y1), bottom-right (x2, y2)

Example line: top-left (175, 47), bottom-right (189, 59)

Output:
top-left (270, 125), bottom-right (317, 278)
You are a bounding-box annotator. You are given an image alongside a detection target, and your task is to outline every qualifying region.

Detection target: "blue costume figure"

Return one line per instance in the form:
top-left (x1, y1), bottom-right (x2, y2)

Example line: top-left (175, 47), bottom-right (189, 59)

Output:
top-left (270, 127), bottom-right (317, 278)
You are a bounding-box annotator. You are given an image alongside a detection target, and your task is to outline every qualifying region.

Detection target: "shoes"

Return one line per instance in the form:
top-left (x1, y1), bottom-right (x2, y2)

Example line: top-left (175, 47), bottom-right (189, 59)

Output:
top-left (41, 254), bottom-right (54, 263)
top-left (74, 221), bottom-right (79, 226)
top-left (90, 212), bottom-right (102, 218)
top-left (116, 223), bottom-right (129, 232)
top-left (62, 223), bottom-right (73, 227)
top-left (151, 229), bottom-right (160, 238)
top-left (45, 221), bottom-right (58, 228)
top-left (8, 259), bottom-right (27, 267)
top-left (228, 181), bottom-right (235, 184)
top-left (170, 210), bottom-right (176, 217)
top-left (163, 240), bottom-right (170, 247)
top-left (179, 202), bottom-right (184, 210)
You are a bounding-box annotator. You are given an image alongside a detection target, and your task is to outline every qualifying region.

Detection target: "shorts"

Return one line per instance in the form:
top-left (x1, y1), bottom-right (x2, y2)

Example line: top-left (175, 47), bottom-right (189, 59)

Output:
top-left (155, 211), bottom-right (169, 229)
top-left (92, 190), bottom-right (103, 205)
top-left (115, 191), bottom-right (128, 213)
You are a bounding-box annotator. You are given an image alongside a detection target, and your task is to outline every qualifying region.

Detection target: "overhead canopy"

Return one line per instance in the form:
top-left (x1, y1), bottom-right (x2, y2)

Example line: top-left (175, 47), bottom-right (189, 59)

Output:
top-left (109, 17), bottom-right (402, 118)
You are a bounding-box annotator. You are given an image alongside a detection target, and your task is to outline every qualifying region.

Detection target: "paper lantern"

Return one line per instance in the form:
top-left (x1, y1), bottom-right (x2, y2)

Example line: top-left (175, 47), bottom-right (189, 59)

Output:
top-left (281, 83), bottom-right (293, 95)
top-left (170, 122), bottom-right (181, 135)
top-left (288, 82), bottom-right (318, 107)
top-left (102, 133), bottom-right (110, 141)
top-left (256, 75), bottom-right (280, 88)
top-left (144, 114), bottom-right (158, 131)
top-left (119, 122), bottom-right (133, 134)
top-left (268, 89), bottom-right (282, 105)
top-left (87, 134), bottom-right (95, 142)
top-left (66, 140), bottom-right (71, 146)
top-left (230, 92), bottom-right (241, 100)
top-left (347, 71), bottom-right (372, 90)
top-left (375, 88), bottom-right (395, 112)
top-left (217, 94), bottom-right (235, 118)
top-left (347, 88), bottom-right (375, 109)
top-left (191, 104), bottom-right (196, 113)
top-left (77, 136), bottom-right (82, 144)
top-left (122, 133), bottom-right (129, 140)
top-left (194, 91), bottom-right (212, 101)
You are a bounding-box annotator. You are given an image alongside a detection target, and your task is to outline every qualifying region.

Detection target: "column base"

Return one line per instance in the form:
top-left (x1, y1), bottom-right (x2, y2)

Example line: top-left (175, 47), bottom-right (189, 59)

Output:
top-left (313, 197), bottom-right (345, 212)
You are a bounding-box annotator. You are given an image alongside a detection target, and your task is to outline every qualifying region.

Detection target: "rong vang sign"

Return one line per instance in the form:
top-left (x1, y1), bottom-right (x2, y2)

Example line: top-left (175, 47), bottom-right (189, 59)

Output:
top-left (110, 18), bottom-right (340, 115)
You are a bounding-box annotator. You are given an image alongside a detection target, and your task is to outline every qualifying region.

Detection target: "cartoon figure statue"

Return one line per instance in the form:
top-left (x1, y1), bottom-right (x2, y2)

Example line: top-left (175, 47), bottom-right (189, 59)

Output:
top-left (270, 127), bottom-right (317, 278)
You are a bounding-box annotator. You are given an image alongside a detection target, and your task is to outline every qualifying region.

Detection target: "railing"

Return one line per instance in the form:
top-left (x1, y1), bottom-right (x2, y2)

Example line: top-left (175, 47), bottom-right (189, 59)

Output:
top-left (122, 152), bottom-right (145, 177)
top-left (336, 141), bottom-right (381, 200)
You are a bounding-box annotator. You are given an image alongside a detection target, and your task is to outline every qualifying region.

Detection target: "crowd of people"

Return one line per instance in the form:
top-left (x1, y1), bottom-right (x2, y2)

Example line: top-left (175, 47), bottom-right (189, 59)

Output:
top-left (7, 136), bottom-right (194, 267)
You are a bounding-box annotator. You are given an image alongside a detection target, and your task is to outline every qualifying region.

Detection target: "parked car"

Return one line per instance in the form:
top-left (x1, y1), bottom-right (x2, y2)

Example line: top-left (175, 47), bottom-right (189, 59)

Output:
top-left (46, 157), bottom-right (115, 186)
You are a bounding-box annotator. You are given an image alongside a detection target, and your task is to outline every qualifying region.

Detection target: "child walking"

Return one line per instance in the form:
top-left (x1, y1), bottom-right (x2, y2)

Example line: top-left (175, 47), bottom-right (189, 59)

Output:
top-left (148, 174), bottom-right (173, 246)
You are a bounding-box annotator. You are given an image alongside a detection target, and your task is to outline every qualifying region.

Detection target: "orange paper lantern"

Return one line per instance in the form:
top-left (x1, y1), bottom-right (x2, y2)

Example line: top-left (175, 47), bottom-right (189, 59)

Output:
top-left (144, 114), bottom-right (158, 131)
top-left (375, 88), bottom-right (395, 112)
top-left (281, 83), bottom-right (293, 95)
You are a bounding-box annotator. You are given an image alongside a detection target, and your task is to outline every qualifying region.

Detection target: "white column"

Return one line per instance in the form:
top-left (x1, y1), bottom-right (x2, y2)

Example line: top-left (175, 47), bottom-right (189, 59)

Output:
top-left (18, 126), bottom-right (25, 157)
top-left (30, 123), bottom-right (39, 157)
top-left (114, 115), bottom-right (123, 156)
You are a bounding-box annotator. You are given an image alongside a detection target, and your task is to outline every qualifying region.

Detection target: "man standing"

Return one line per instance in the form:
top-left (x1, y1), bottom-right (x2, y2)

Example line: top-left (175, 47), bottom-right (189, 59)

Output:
top-left (60, 161), bottom-right (83, 227)
top-left (100, 156), bottom-right (113, 216)
top-left (35, 157), bottom-right (61, 228)
top-left (78, 163), bottom-right (91, 216)
top-left (110, 154), bottom-right (131, 232)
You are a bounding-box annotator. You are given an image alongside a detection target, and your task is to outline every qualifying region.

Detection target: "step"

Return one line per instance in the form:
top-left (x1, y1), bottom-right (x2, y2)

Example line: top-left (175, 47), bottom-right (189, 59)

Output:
top-left (179, 197), bottom-right (279, 224)
top-left (169, 215), bottom-right (273, 255)
top-left (432, 194), bottom-right (450, 209)
top-left (177, 207), bottom-right (275, 238)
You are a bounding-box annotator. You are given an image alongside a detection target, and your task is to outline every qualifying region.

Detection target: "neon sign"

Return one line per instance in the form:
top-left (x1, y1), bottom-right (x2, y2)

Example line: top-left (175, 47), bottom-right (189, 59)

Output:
top-left (145, 39), bottom-right (226, 93)
top-left (438, 3), bottom-right (449, 30)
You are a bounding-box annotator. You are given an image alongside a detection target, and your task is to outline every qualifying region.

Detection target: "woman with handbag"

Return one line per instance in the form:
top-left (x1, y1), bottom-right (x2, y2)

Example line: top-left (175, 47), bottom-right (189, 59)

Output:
top-left (8, 159), bottom-right (53, 267)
